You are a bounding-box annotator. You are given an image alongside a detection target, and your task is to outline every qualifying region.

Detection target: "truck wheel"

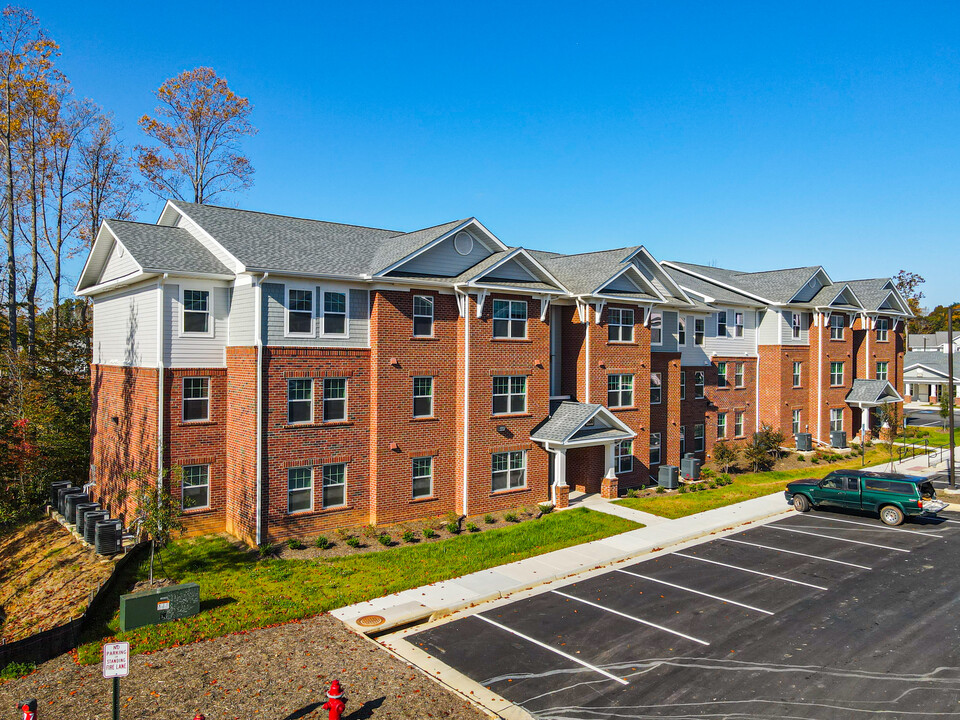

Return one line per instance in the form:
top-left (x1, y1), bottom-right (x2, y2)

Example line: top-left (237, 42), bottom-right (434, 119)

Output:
top-left (880, 505), bottom-right (904, 526)
top-left (793, 495), bottom-right (811, 513)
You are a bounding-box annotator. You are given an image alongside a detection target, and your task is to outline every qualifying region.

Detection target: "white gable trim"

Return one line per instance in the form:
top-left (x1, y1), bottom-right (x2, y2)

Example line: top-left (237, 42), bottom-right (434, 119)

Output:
top-left (827, 283), bottom-right (865, 310)
top-left (530, 404), bottom-right (637, 444)
top-left (466, 248), bottom-right (570, 294)
top-left (592, 263), bottom-right (666, 302)
top-left (626, 247), bottom-right (695, 305)
top-left (166, 201), bottom-right (246, 274)
top-left (788, 266), bottom-right (830, 303)
top-left (374, 218), bottom-right (508, 277)
top-left (661, 261), bottom-right (774, 305)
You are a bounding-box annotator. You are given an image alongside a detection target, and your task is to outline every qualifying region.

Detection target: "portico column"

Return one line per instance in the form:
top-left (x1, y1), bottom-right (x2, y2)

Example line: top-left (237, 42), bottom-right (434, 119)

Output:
top-left (601, 441), bottom-right (619, 499)
top-left (864, 405), bottom-right (872, 436)
top-left (552, 448), bottom-right (569, 508)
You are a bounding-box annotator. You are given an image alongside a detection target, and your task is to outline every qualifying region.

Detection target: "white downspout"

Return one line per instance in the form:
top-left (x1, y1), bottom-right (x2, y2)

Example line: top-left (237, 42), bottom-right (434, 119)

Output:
top-left (585, 305), bottom-right (591, 402)
top-left (462, 290), bottom-right (470, 517)
top-left (254, 272), bottom-right (269, 545)
top-left (817, 312), bottom-right (824, 443)
top-left (865, 314), bottom-right (871, 379)
top-left (157, 274), bottom-right (168, 483)
top-left (755, 309), bottom-right (761, 432)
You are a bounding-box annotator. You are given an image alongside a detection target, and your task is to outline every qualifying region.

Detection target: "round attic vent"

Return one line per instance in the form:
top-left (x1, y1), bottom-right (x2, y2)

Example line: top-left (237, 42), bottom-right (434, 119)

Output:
top-left (453, 230), bottom-right (474, 256)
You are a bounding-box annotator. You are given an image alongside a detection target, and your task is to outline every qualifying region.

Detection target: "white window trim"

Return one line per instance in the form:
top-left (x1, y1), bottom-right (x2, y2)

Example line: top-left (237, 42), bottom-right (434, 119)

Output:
top-left (650, 310), bottom-right (663, 346)
top-left (181, 464), bottom-right (211, 511)
top-left (492, 450), bottom-right (527, 491)
top-left (649, 432), bottom-right (661, 466)
top-left (876, 317), bottom-right (889, 342)
top-left (492, 299), bottom-right (528, 339)
top-left (284, 285), bottom-right (316, 338)
top-left (792, 409), bottom-right (801, 436)
top-left (716, 310), bottom-right (727, 338)
top-left (717, 362), bottom-right (727, 388)
top-left (678, 316), bottom-right (687, 346)
top-left (287, 466), bottom-right (314, 514)
top-left (413, 295), bottom-right (435, 337)
top-left (608, 373), bottom-right (634, 409)
top-left (876, 361), bottom-right (889, 381)
top-left (734, 411), bottom-right (745, 437)
top-left (694, 371), bottom-right (705, 399)
top-left (679, 426), bottom-right (686, 456)
top-left (322, 463), bottom-right (348, 509)
top-left (734, 312), bottom-right (744, 337)
top-left (287, 378), bottom-right (314, 425)
top-left (679, 371), bottom-right (686, 400)
top-left (492, 375), bottom-right (527, 415)
top-left (182, 376), bottom-right (210, 423)
top-left (694, 317), bottom-right (705, 346)
top-left (616, 440), bottom-right (633, 474)
top-left (830, 314), bottom-right (845, 340)
top-left (412, 456), bottom-right (433, 499)
top-left (413, 376), bottom-right (434, 418)
top-left (179, 286), bottom-right (214, 338)
top-left (793, 361), bottom-right (802, 388)
top-left (734, 362), bottom-right (745, 388)
top-left (650, 372), bottom-right (662, 405)
top-left (830, 362), bottom-right (844, 386)
top-left (717, 413), bottom-right (726, 438)
top-left (694, 424), bottom-right (705, 452)
top-left (608, 307), bottom-right (635, 342)
top-left (830, 409), bottom-right (844, 433)
top-left (320, 288), bottom-right (350, 338)
top-left (792, 311), bottom-right (802, 339)
top-left (322, 377), bottom-right (348, 422)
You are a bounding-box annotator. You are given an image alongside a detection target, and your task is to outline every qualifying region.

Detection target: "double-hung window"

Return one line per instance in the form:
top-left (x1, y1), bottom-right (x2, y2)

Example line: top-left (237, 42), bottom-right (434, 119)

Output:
top-left (694, 424), bottom-right (705, 452)
top-left (492, 450), bottom-right (526, 491)
top-left (876, 361), bottom-right (889, 381)
top-left (734, 411), bottom-right (744, 437)
top-left (793, 361), bottom-right (802, 387)
top-left (792, 409), bottom-right (801, 436)
top-left (792, 312), bottom-right (802, 339)
top-left (182, 464), bottom-right (210, 510)
top-left (649, 433), bottom-right (661, 466)
top-left (830, 409), bottom-right (844, 433)
top-left (492, 299), bottom-right (527, 338)
top-left (287, 467), bottom-right (313, 513)
top-left (717, 311), bottom-right (727, 337)
top-left (694, 371), bottom-right (705, 399)
top-left (650, 311), bottom-right (663, 345)
top-left (182, 289), bottom-right (211, 335)
top-left (412, 457), bottom-right (433, 499)
top-left (830, 361), bottom-right (844, 386)
top-left (287, 288), bottom-right (314, 335)
top-left (650, 372), bottom-right (662, 404)
top-left (876, 317), bottom-right (889, 342)
top-left (322, 291), bottom-right (347, 335)
top-left (608, 374), bottom-right (634, 408)
top-left (287, 379), bottom-right (313, 424)
top-left (735, 363), bottom-right (745, 388)
top-left (493, 375), bottom-right (526, 414)
top-left (678, 317), bottom-right (686, 345)
top-left (717, 412), bottom-right (727, 438)
top-left (694, 318), bottom-right (705, 345)
top-left (679, 371), bottom-right (686, 400)
top-left (608, 308), bottom-right (634, 342)
top-left (182, 377), bottom-right (210, 422)
top-left (830, 314), bottom-right (845, 340)
top-left (323, 378), bottom-right (347, 422)
top-left (413, 295), bottom-right (434, 337)
top-left (615, 440), bottom-right (633, 473)
top-left (717, 362), bottom-right (727, 388)
top-left (413, 376), bottom-right (434, 417)
top-left (734, 312), bottom-right (744, 337)
top-left (322, 463), bottom-right (347, 507)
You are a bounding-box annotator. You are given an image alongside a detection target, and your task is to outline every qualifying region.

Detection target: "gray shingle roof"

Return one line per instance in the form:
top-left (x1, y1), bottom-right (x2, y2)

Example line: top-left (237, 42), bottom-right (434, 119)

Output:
top-left (371, 219), bottom-right (470, 274)
top-left (663, 265), bottom-right (762, 306)
top-left (844, 279), bottom-right (894, 311)
top-left (908, 332), bottom-right (958, 349)
top-left (106, 220), bottom-right (233, 276)
top-left (528, 248), bottom-right (641, 296)
top-left (904, 351), bottom-right (959, 378)
top-left (845, 379), bottom-right (902, 405)
top-left (666, 262), bottom-right (823, 304)
top-left (531, 402), bottom-right (602, 442)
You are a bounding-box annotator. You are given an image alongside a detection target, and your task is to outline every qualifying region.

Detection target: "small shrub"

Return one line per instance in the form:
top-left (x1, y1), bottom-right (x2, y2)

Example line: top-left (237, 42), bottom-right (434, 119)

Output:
top-left (336, 528), bottom-right (351, 540)
top-left (444, 510), bottom-right (459, 524)
top-left (401, 530), bottom-right (416, 543)
top-left (709, 483), bottom-right (718, 489)
top-left (720, 473), bottom-right (732, 485)
top-left (797, 455), bottom-right (806, 462)
top-left (811, 457), bottom-right (820, 464)
top-left (377, 533), bottom-right (391, 547)
top-left (626, 488), bottom-right (640, 498)
top-left (483, 514), bottom-right (495, 524)
top-left (504, 512), bottom-right (519, 523)
top-left (345, 536), bottom-right (362, 548)
top-left (286, 538), bottom-right (305, 550)
top-left (423, 528), bottom-right (438, 539)
top-left (445, 521), bottom-right (461, 534)
top-left (257, 542), bottom-right (275, 559)
top-left (466, 522), bottom-right (480, 532)
top-left (362, 524), bottom-right (379, 538)
top-left (0, 661), bottom-right (35, 679)
top-left (538, 502), bottom-right (555, 514)
top-left (700, 468), bottom-right (715, 480)
top-left (314, 535), bottom-right (332, 549)
top-left (679, 485), bottom-right (688, 494)
top-left (655, 486), bottom-right (666, 494)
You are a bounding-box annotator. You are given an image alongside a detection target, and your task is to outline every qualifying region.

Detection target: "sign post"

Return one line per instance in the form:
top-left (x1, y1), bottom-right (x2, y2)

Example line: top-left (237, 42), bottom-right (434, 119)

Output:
top-left (102, 641), bottom-right (129, 720)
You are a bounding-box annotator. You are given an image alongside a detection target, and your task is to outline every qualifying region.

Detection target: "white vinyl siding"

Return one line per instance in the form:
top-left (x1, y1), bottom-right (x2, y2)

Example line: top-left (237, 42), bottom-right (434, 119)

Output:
top-left (98, 240), bottom-right (140, 284)
top-left (163, 283), bottom-right (229, 368)
top-left (262, 282), bottom-right (370, 348)
top-left (701, 307), bottom-right (756, 356)
top-left (228, 276), bottom-right (256, 345)
top-left (393, 231), bottom-right (493, 276)
top-left (92, 281), bottom-right (159, 367)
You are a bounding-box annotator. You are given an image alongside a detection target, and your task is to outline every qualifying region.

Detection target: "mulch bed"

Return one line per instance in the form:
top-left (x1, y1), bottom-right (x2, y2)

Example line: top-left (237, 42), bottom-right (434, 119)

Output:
top-left (0, 614), bottom-right (488, 719)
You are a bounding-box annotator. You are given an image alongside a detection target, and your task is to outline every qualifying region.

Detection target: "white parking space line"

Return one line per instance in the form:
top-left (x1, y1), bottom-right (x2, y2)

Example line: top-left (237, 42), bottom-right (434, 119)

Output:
top-left (475, 614), bottom-right (629, 685)
top-left (797, 514), bottom-right (943, 538)
top-left (616, 569), bottom-right (774, 615)
top-left (671, 552), bottom-right (828, 590)
top-left (721, 537), bottom-right (872, 570)
top-left (550, 590), bottom-right (710, 646)
top-left (768, 525), bottom-right (910, 552)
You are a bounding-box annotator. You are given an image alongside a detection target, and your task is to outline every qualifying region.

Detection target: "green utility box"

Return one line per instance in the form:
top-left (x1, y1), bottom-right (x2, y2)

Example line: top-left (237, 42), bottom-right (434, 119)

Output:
top-left (119, 582), bottom-right (201, 632)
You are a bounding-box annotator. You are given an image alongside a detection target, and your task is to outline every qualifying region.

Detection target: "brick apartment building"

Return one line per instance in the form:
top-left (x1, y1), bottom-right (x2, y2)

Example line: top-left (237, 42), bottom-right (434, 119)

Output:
top-left (77, 202), bottom-right (911, 544)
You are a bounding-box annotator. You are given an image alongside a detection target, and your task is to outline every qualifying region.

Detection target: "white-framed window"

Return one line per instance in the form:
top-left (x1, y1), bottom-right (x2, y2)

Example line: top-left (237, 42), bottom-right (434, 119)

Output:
top-left (492, 299), bottom-right (527, 339)
top-left (876, 361), bottom-right (889, 381)
top-left (793, 361), bottom-right (802, 387)
top-left (608, 374), bottom-right (634, 408)
top-left (830, 409), bottom-right (844, 433)
top-left (182, 464), bottom-right (210, 510)
top-left (694, 317), bottom-right (705, 345)
top-left (650, 372), bottom-right (662, 404)
top-left (679, 371), bottom-right (686, 400)
top-left (735, 363), bottom-right (745, 388)
top-left (830, 314), bottom-right (845, 340)
top-left (322, 290), bottom-right (348, 336)
top-left (694, 371), bottom-right (705, 399)
top-left (734, 411), bottom-right (744, 437)
top-left (830, 361), bottom-right (844, 386)
top-left (679, 426), bottom-right (686, 456)
top-left (493, 375), bottom-right (526, 415)
top-left (413, 376), bottom-right (434, 417)
top-left (412, 456), bottom-right (433, 499)
top-left (182, 377), bottom-right (210, 422)
top-left (678, 317), bottom-right (686, 345)
top-left (287, 466), bottom-right (313, 513)
top-left (717, 362), bottom-right (727, 388)
top-left (181, 288), bottom-right (212, 336)
top-left (413, 295), bottom-right (434, 337)
top-left (717, 311), bottom-right (727, 337)
top-left (649, 432), bottom-right (661, 466)
top-left (717, 412), bottom-right (727, 438)
top-left (322, 378), bottom-right (347, 422)
top-left (615, 440), bottom-right (633, 474)
top-left (322, 463), bottom-right (347, 508)
top-left (492, 450), bottom-right (526, 491)
top-left (650, 311), bottom-right (663, 345)
top-left (734, 312), bottom-right (744, 337)
top-left (287, 378), bottom-right (313, 424)
top-left (792, 409), bottom-right (801, 436)
top-left (286, 288), bottom-right (314, 336)
top-left (876, 316), bottom-right (889, 342)
top-left (694, 423), bottom-right (705, 452)
top-left (792, 312), bottom-right (802, 339)
top-left (608, 307), bottom-right (634, 342)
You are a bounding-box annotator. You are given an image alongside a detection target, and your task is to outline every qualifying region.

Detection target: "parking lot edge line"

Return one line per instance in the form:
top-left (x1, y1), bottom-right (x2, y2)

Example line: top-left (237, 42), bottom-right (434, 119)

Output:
top-left (671, 552), bottom-right (829, 590)
top-left (615, 569), bottom-right (775, 615)
top-left (474, 614), bottom-right (630, 686)
top-left (796, 514), bottom-right (944, 538)
top-left (721, 537), bottom-right (872, 570)
top-left (550, 590), bottom-right (711, 646)
top-left (768, 525), bottom-right (911, 552)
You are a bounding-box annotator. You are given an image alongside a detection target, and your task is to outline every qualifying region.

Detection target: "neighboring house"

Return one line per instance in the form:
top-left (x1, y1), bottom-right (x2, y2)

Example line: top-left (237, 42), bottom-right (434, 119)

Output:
top-left (904, 351), bottom-right (960, 404)
top-left (76, 201), bottom-right (910, 544)
top-left (907, 332), bottom-right (960, 353)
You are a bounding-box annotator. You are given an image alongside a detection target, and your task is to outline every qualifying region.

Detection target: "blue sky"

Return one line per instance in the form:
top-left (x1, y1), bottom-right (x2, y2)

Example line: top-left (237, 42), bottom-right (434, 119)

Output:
top-left (33, 0), bottom-right (960, 307)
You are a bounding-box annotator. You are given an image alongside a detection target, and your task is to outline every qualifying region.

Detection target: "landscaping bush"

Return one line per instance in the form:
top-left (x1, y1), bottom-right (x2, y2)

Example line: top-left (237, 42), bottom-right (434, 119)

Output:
top-left (377, 533), bottom-right (392, 546)
top-left (811, 457), bottom-right (819, 464)
top-left (314, 535), bottom-right (332, 549)
top-left (626, 488), bottom-right (640, 498)
top-left (679, 485), bottom-right (688, 494)
top-left (345, 536), bottom-right (362, 548)
top-left (445, 521), bottom-right (461, 534)
top-left (257, 543), bottom-right (275, 559)
top-left (466, 522), bottom-right (480, 532)
top-left (423, 528), bottom-right (438, 539)
top-left (700, 468), bottom-right (715, 480)
top-left (0, 661), bottom-right (35, 679)
top-left (504, 512), bottom-right (519, 523)
top-left (538, 502), bottom-right (554, 514)
top-left (286, 538), bottom-right (305, 550)
top-left (401, 530), bottom-right (416, 543)
top-left (484, 514), bottom-right (496, 524)
top-left (655, 486), bottom-right (666, 494)
top-left (797, 455), bottom-right (805, 462)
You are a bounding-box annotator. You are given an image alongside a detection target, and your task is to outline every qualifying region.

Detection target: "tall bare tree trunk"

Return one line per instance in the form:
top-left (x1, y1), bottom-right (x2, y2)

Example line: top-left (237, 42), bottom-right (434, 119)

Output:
top-left (4, 76), bottom-right (15, 353)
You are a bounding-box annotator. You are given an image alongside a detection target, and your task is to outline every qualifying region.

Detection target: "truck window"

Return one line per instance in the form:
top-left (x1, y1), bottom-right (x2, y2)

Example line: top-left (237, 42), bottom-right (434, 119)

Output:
top-left (864, 479), bottom-right (890, 492)
top-left (845, 477), bottom-right (859, 492)
top-left (821, 476), bottom-right (843, 490)
top-left (919, 481), bottom-right (936, 499)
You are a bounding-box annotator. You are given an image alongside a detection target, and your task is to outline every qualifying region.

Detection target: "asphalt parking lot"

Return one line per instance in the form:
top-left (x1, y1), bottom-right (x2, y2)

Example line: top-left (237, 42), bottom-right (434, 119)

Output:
top-left (403, 507), bottom-right (960, 719)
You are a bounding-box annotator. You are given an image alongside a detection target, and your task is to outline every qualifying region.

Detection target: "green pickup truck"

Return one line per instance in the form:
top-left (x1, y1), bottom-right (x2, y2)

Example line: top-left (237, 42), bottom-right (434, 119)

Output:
top-left (785, 470), bottom-right (947, 526)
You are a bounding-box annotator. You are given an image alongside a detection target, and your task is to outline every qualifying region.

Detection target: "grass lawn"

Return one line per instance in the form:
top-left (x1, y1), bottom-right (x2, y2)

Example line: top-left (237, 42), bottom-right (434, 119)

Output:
top-left (903, 427), bottom-right (956, 448)
top-left (76, 507), bottom-right (639, 664)
top-left (614, 447), bottom-right (902, 519)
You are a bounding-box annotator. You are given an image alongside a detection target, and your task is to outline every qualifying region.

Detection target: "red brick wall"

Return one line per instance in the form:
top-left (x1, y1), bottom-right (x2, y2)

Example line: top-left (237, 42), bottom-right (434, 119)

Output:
top-left (757, 346), bottom-right (811, 443)
top-left (810, 312), bottom-right (855, 441)
top-left (225, 347), bottom-right (258, 543)
top-left (703, 357), bottom-right (756, 459)
top-left (680, 365), bottom-right (709, 461)
top-left (567, 445), bottom-right (606, 493)
top-left (650, 351), bottom-right (682, 480)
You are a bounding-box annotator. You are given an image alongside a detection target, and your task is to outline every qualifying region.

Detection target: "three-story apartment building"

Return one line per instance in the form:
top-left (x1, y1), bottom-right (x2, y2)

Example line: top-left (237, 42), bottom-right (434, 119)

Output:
top-left (77, 202), bottom-right (910, 543)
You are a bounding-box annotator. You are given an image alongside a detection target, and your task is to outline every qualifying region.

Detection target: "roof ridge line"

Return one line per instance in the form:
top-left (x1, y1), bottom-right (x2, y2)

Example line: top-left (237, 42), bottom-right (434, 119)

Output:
top-left (174, 200), bottom-right (403, 234)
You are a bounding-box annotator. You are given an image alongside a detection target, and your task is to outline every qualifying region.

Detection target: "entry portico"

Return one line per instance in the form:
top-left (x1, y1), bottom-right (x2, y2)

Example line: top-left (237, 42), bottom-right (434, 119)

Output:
top-left (531, 402), bottom-right (637, 504)
top-left (846, 379), bottom-right (904, 440)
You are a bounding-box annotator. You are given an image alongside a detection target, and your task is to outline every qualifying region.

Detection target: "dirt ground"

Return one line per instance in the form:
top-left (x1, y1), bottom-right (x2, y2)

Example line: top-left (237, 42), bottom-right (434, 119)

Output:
top-left (0, 517), bottom-right (114, 642)
top-left (0, 613), bottom-right (489, 719)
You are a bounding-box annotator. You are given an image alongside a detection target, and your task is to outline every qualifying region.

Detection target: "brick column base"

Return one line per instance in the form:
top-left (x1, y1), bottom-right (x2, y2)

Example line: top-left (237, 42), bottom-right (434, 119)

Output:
top-left (554, 485), bottom-right (570, 509)
top-left (879, 426), bottom-right (895, 444)
top-left (601, 476), bottom-right (619, 499)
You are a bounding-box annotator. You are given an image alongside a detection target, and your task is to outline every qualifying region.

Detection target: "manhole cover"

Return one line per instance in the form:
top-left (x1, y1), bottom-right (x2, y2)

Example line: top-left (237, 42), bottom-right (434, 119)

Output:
top-left (356, 614), bottom-right (386, 628)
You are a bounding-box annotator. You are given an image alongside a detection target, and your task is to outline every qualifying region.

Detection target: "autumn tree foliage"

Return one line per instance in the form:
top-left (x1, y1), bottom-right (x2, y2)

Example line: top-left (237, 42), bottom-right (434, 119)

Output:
top-left (137, 67), bottom-right (256, 204)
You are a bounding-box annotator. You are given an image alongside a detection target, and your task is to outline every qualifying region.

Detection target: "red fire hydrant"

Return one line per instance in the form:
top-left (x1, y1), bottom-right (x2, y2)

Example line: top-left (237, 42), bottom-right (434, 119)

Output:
top-left (20, 699), bottom-right (37, 720)
top-left (322, 680), bottom-right (346, 720)
top-left (193, 714), bottom-right (205, 720)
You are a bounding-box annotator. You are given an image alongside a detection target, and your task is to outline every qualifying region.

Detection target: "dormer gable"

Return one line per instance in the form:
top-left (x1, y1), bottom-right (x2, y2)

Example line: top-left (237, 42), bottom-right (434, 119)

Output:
top-left (827, 284), bottom-right (864, 310)
top-left (465, 248), bottom-right (569, 294)
top-left (378, 218), bottom-right (508, 278)
top-left (790, 267), bottom-right (832, 303)
top-left (625, 246), bottom-right (694, 305)
top-left (594, 264), bottom-right (665, 303)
